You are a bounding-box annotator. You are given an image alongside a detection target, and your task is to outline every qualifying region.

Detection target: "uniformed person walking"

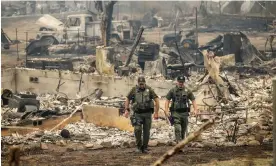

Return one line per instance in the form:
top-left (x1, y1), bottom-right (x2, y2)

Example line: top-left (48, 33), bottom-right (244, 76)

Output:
top-left (124, 76), bottom-right (159, 153)
top-left (164, 76), bottom-right (198, 143)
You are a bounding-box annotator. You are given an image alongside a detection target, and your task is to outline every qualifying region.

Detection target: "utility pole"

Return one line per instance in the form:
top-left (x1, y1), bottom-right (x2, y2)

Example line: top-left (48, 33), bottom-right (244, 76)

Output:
top-left (117, 3), bottom-right (119, 20)
top-left (195, 7), bottom-right (198, 47)
top-left (25, 31), bottom-right (28, 67)
top-left (219, 1), bottom-right (222, 16)
top-left (130, 2), bottom-right (133, 20)
top-left (16, 28), bottom-right (19, 61)
top-left (264, 2), bottom-right (268, 31)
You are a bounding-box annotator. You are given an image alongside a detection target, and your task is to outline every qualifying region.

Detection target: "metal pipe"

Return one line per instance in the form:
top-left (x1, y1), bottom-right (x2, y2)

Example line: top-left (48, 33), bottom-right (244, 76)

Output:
top-left (78, 29), bottom-right (80, 56)
top-left (273, 78), bottom-right (276, 165)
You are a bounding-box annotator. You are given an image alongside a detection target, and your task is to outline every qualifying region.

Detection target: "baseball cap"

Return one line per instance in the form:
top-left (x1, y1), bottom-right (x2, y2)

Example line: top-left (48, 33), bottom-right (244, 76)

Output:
top-left (177, 76), bottom-right (185, 82)
top-left (138, 76), bottom-right (146, 83)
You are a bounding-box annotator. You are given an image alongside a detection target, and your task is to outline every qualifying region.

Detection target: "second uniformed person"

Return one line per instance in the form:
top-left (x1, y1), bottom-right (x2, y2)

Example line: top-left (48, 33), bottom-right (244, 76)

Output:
top-left (165, 76), bottom-right (198, 143)
top-left (124, 76), bottom-right (159, 153)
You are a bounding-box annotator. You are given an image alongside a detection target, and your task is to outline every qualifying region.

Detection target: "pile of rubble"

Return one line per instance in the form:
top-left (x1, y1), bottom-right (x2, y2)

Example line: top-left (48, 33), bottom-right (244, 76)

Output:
top-left (1, 120), bottom-right (174, 149)
top-left (233, 76), bottom-right (273, 145)
top-left (1, 91), bottom-right (128, 126)
top-left (186, 74), bottom-right (273, 147)
top-left (1, 72), bottom-right (274, 152)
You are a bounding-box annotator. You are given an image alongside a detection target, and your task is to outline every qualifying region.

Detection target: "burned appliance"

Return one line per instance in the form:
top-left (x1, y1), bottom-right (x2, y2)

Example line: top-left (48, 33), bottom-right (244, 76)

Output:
top-left (8, 93), bottom-right (40, 112)
top-left (137, 42), bottom-right (160, 71)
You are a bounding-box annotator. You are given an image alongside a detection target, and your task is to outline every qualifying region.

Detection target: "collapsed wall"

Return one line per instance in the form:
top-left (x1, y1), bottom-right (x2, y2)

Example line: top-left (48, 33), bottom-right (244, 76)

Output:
top-left (1, 68), bottom-right (173, 98)
top-left (1, 68), bottom-right (16, 91)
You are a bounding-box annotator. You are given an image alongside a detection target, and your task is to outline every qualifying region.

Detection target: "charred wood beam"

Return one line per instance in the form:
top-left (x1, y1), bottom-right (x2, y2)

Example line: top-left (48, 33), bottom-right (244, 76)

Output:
top-left (125, 27), bottom-right (144, 67)
top-left (153, 119), bottom-right (215, 166)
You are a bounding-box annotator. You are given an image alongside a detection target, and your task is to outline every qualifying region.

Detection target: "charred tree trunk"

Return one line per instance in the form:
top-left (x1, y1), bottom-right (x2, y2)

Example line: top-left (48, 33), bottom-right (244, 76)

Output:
top-left (95, 1), bottom-right (116, 47)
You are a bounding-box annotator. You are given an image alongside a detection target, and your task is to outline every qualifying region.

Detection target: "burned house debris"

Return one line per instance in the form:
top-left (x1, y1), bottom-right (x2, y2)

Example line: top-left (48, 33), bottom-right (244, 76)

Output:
top-left (1, 28), bottom-right (20, 50)
top-left (1, 29), bottom-right (13, 50)
top-left (1, 1), bottom-right (276, 165)
top-left (26, 13), bottom-right (142, 56)
top-left (26, 59), bottom-right (74, 71)
top-left (137, 42), bottom-right (160, 71)
top-left (160, 30), bottom-right (274, 79)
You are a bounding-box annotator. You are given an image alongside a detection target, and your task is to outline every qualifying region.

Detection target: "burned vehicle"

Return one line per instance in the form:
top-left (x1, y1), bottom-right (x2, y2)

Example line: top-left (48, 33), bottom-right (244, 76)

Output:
top-left (26, 14), bottom-right (141, 55)
top-left (162, 30), bottom-right (204, 67)
top-left (162, 30), bottom-right (197, 49)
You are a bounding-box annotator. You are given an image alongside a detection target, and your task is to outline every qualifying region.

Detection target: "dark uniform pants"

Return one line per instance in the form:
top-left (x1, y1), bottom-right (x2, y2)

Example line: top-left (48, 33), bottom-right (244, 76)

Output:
top-left (133, 112), bottom-right (152, 150)
top-left (172, 111), bottom-right (189, 142)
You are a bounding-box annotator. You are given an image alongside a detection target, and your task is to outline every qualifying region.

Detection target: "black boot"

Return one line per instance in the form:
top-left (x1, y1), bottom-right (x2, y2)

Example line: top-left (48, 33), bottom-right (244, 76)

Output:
top-left (134, 146), bottom-right (143, 153)
top-left (135, 148), bottom-right (142, 153)
top-left (141, 146), bottom-right (149, 154)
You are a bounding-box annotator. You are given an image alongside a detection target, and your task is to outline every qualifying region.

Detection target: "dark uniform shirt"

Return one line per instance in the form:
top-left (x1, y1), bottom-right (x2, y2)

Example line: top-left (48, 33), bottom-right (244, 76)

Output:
top-left (166, 86), bottom-right (195, 101)
top-left (166, 86), bottom-right (195, 114)
top-left (127, 85), bottom-right (158, 102)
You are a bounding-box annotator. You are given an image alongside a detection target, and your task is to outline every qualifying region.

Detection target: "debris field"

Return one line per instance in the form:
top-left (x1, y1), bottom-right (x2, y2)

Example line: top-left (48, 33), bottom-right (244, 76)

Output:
top-left (1, 1), bottom-right (276, 166)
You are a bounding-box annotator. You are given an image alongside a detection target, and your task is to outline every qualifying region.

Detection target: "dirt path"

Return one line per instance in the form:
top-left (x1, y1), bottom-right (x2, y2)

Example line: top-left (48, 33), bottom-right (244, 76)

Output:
top-left (1, 144), bottom-right (272, 166)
